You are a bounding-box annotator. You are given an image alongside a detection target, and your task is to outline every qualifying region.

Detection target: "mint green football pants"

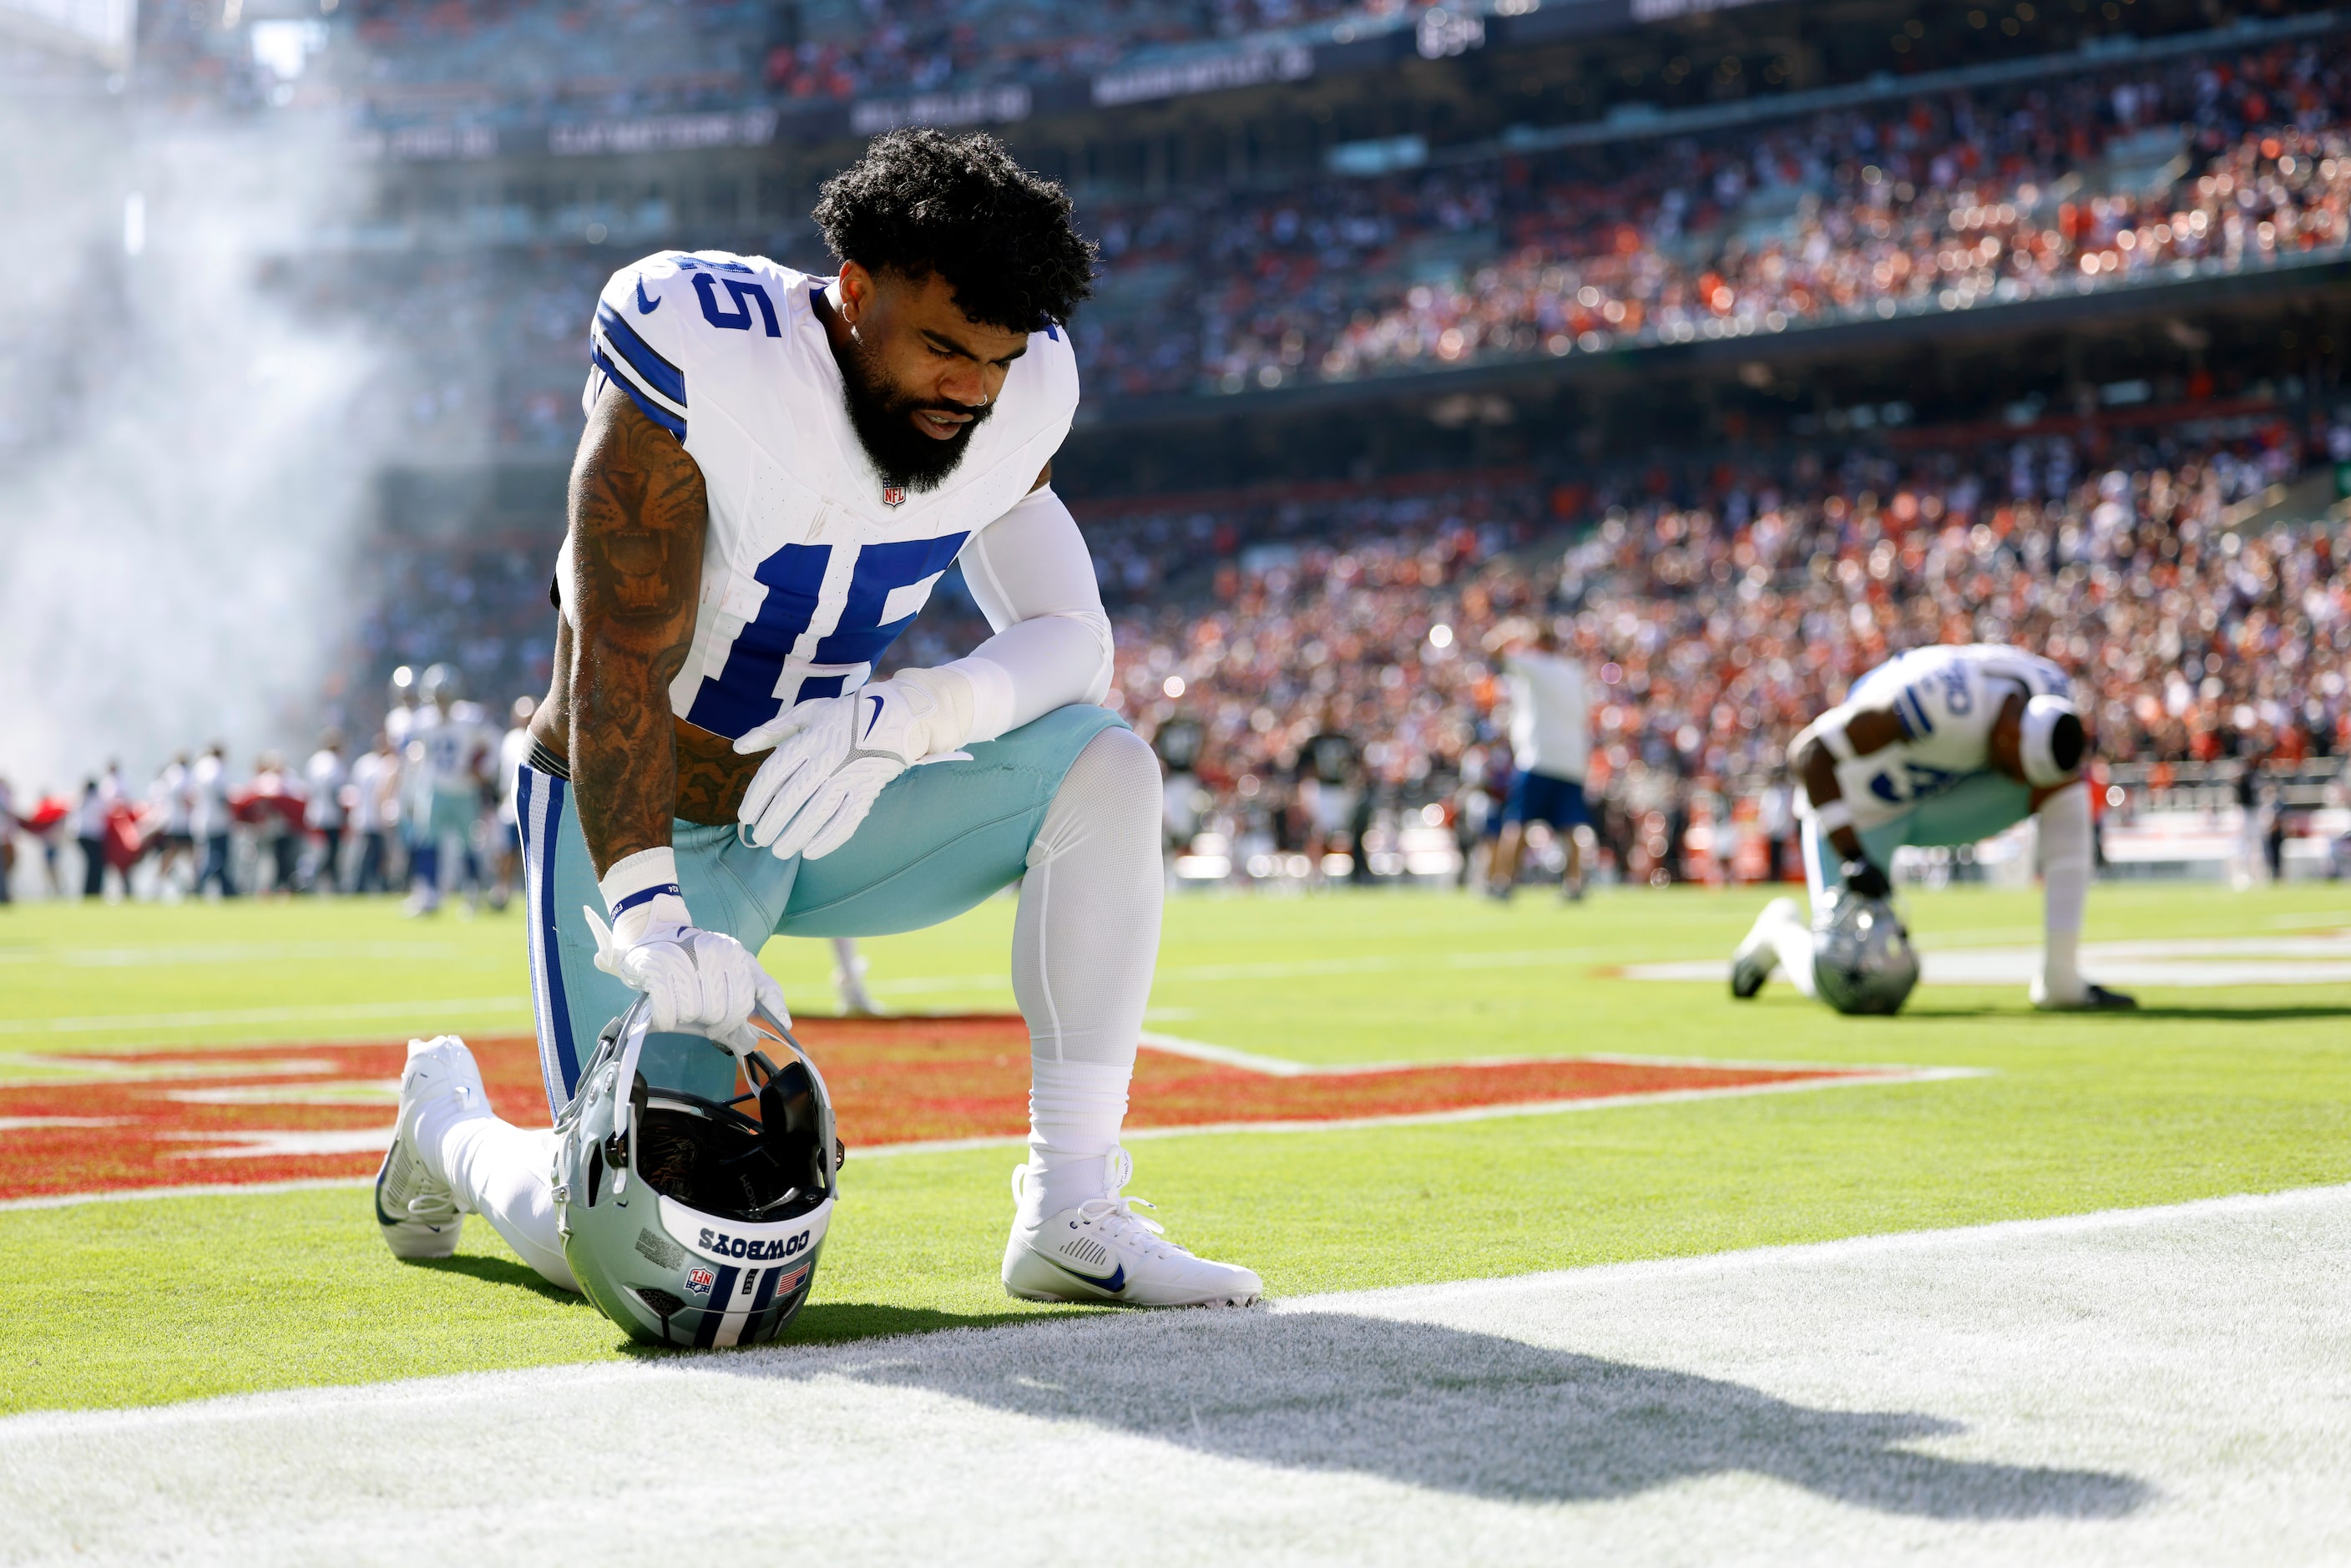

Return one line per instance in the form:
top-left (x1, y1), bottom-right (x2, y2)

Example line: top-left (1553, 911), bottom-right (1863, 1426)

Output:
top-left (1802, 769), bottom-right (2033, 914)
top-left (516, 703), bottom-right (1126, 1117)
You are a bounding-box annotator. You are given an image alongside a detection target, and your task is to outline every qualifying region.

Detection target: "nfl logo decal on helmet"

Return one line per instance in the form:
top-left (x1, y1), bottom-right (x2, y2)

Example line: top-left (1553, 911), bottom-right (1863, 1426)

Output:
top-left (880, 483), bottom-right (905, 508)
top-left (552, 994), bottom-right (841, 1348)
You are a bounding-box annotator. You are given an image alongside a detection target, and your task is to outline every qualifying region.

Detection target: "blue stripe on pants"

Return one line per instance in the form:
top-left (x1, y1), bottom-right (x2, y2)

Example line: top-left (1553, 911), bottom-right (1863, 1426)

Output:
top-left (519, 766), bottom-right (584, 1118)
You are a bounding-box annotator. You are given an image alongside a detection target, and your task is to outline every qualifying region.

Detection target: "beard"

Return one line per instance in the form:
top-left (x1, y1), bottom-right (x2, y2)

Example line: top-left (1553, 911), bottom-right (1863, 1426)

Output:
top-left (837, 331), bottom-right (994, 493)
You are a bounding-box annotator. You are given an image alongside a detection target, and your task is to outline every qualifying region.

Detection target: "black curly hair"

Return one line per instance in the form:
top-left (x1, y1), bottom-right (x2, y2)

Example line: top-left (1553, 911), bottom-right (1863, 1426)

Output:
top-left (813, 129), bottom-right (1096, 334)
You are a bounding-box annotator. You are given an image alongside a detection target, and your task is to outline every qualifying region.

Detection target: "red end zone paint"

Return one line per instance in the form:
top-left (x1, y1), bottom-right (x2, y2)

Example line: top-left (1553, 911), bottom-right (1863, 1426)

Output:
top-left (0, 1018), bottom-right (1910, 1202)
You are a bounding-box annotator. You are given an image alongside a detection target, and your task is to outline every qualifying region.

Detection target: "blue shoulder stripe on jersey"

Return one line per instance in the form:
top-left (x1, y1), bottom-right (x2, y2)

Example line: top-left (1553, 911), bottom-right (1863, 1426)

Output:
top-left (589, 353), bottom-right (686, 439)
top-left (1898, 685), bottom-right (1934, 739)
top-left (594, 301), bottom-right (686, 407)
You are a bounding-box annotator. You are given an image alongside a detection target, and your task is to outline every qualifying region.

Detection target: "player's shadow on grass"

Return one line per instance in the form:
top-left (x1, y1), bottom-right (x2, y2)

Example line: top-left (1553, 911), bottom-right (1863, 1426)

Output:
top-left (407, 1252), bottom-right (582, 1305)
top-left (1909, 1003), bottom-right (2351, 1022)
top-left (749, 1310), bottom-right (2149, 1520)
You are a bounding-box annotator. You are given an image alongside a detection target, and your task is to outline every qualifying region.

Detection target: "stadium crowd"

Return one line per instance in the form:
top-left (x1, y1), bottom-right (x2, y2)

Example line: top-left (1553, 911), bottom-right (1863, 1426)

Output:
top-left (1079, 36), bottom-right (2351, 395)
top-left (11, 407), bottom-right (2345, 898)
top-left (1076, 412), bottom-right (2349, 855)
top-left (281, 29), bottom-right (2351, 463)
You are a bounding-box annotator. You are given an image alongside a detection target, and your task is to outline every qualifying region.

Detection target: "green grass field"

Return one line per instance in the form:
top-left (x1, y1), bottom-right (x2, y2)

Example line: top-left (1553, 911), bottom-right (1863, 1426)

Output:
top-left (6, 881), bottom-right (2348, 1418)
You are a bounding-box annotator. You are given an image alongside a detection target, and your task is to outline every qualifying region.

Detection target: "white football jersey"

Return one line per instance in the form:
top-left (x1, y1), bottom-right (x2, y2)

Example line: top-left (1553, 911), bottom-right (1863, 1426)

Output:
top-left (579, 250), bottom-right (1079, 743)
top-left (404, 701), bottom-right (489, 809)
top-left (1805, 644), bottom-right (2072, 827)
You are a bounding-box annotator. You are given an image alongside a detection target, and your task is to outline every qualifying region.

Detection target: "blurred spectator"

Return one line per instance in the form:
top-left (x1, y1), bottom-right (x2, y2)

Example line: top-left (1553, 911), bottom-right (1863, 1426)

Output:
top-left (73, 779), bottom-right (106, 900)
top-left (150, 755), bottom-right (195, 892)
top-left (492, 695), bottom-right (536, 912)
top-left (306, 731), bottom-right (351, 893)
top-left (190, 743), bottom-right (237, 899)
top-left (350, 731), bottom-right (403, 895)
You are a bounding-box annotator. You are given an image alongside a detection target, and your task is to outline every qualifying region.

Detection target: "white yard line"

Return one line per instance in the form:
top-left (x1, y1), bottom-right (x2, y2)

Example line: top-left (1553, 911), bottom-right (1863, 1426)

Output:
top-left (0, 1176), bottom-right (371, 1212)
top-left (3, 1186), bottom-right (2344, 1565)
top-left (0, 996), bottom-right (530, 1037)
top-left (0, 1057), bottom-right (1974, 1202)
top-left (1626, 933), bottom-right (2351, 987)
top-left (872, 948), bottom-right (1605, 999)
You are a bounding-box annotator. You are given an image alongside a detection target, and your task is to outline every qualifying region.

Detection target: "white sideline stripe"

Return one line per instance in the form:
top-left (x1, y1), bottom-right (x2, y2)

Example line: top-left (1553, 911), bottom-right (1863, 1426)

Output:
top-left (4, 1181), bottom-right (2335, 1426)
top-left (1325, 1180), bottom-right (2351, 1300)
top-left (4, 1182), bottom-right (2348, 1568)
top-left (0, 996), bottom-right (531, 1036)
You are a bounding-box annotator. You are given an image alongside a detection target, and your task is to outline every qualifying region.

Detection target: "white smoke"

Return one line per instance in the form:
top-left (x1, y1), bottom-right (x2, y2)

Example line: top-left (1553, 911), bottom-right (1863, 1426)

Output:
top-left (0, 93), bottom-right (386, 797)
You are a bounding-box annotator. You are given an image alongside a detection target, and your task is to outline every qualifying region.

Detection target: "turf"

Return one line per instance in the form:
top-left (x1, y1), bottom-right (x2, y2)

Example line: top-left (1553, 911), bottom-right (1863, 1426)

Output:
top-left (4, 881), bottom-right (2349, 1415)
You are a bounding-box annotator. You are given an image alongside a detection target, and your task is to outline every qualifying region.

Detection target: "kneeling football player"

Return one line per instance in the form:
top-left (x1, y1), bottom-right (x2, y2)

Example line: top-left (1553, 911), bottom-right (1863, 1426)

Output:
top-left (372, 129), bottom-right (1260, 1320)
top-left (1730, 641), bottom-right (2135, 1013)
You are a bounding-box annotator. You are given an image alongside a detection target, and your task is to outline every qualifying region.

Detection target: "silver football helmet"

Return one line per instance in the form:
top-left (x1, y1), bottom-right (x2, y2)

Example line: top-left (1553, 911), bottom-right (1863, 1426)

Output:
top-left (1812, 893), bottom-right (1920, 1015)
top-left (554, 994), bottom-right (839, 1348)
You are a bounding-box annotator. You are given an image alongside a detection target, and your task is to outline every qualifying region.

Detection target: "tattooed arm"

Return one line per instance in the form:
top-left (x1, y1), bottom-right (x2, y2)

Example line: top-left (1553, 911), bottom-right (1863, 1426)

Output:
top-left (562, 383), bottom-right (706, 878)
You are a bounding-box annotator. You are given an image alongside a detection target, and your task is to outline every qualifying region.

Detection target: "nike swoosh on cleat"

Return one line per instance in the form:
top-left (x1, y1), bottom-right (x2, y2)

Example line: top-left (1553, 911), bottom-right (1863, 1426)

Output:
top-left (1046, 1257), bottom-right (1126, 1294)
top-left (863, 693), bottom-right (883, 739)
top-left (635, 279), bottom-right (660, 314)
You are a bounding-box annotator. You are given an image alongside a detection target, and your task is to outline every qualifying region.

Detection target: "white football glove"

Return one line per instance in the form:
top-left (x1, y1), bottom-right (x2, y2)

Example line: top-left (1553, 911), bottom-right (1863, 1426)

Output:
top-left (582, 894), bottom-right (787, 1055)
top-left (733, 668), bottom-right (973, 861)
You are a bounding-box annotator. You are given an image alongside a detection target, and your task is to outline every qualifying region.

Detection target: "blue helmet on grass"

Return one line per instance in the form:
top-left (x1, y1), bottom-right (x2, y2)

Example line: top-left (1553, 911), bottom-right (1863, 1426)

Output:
top-left (554, 994), bottom-right (840, 1348)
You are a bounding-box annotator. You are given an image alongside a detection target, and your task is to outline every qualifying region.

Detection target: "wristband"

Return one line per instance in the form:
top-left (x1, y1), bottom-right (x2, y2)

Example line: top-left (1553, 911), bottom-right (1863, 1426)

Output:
top-left (1811, 799), bottom-right (1853, 834)
top-left (599, 846), bottom-right (682, 916)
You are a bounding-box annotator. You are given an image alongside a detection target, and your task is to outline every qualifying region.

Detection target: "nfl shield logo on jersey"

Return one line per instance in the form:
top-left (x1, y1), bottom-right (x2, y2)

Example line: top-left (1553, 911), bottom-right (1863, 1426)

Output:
top-left (880, 484), bottom-right (906, 508)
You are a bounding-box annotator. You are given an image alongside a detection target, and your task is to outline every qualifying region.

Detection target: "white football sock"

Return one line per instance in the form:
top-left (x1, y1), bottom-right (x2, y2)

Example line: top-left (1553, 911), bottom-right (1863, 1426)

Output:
top-left (2037, 781), bottom-right (2092, 1002)
top-left (1023, 1060), bottom-right (1133, 1218)
top-left (1012, 727), bottom-right (1162, 1216)
top-left (430, 1112), bottom-right (579, 1293)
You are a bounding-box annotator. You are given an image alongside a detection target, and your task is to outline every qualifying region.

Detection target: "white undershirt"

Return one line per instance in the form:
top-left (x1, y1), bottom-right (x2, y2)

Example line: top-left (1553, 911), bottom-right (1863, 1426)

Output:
top-left (946, 484), bottom-right (1115, 741)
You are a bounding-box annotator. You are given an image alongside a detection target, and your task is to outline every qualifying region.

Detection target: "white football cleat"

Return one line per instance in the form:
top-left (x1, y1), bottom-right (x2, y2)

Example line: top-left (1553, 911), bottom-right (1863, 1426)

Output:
top-left (373, 1035), bottom-right (484, 1261)
top-left (1003, 1147), bottom-right (1261, 1308)
top-left (1731, 896), bottom-right (1800, 999)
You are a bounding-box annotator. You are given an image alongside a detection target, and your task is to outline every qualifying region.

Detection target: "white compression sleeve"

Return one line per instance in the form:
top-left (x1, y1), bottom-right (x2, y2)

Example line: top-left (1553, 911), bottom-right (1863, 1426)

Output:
top-left (1014, 726), bottom-right (1163, 1214)
top-left (1765, 903), bottom-right (1821, 999)
top-left (953, 485), bottom-right (1114, 741)
top-left (428, 1112), bottom-right (579, 1293)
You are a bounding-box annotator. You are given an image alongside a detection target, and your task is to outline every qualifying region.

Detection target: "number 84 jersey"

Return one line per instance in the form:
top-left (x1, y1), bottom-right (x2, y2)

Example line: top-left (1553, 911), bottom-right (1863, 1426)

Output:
top-left (1808, 643), bottom-right (2072, 827)
top-left (578, 250), bottom-right (1079, 743)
